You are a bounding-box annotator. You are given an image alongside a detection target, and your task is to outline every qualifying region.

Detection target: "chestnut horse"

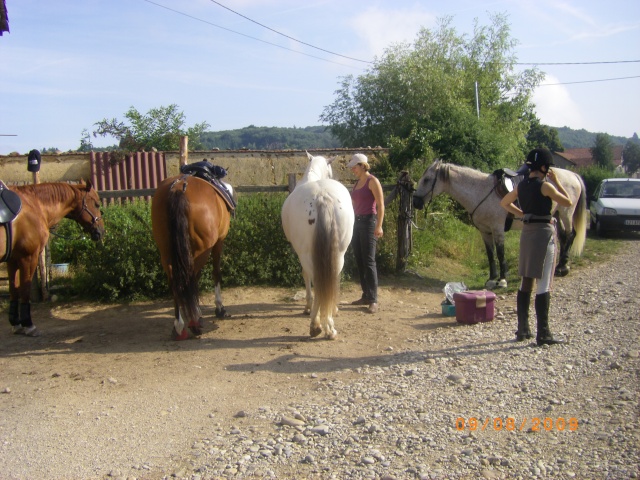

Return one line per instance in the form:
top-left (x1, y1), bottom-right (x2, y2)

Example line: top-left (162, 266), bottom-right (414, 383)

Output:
top-left (151, 175), bottom-right (233, 340)
top-left (1, 181), bottom-right (105, 336)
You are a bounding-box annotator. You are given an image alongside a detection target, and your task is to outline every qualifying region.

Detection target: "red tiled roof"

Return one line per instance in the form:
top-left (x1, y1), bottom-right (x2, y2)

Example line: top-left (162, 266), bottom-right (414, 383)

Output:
top-left (556, 146), bottom-right (623, 168)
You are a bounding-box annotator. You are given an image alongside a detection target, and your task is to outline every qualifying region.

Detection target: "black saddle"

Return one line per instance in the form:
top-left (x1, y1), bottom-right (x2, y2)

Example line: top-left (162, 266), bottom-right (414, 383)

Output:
top-left (0, 184), bottom-right (22, 224)
top-left (179, 161), bottom-right (236, 212)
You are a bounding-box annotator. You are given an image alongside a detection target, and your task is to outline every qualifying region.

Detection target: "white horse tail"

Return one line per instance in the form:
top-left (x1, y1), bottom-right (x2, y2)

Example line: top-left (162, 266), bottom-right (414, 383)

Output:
top-left (313, 193), bottom-right (340, 321)
top-left (570, 173), bottom-right (588, 257)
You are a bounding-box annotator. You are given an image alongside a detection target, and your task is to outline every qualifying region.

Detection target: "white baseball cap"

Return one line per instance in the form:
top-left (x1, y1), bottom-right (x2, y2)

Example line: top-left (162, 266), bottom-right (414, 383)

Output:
top-left (347, 153), bottom-right (368, 168)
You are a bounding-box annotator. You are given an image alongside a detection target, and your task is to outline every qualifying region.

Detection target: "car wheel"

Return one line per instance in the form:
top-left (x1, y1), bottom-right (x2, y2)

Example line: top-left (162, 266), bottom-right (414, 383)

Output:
top-left (596, 219), bottom-right (606, 237)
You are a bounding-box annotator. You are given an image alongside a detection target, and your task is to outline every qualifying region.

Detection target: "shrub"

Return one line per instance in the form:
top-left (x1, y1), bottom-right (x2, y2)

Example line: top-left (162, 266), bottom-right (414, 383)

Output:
top-left (48, 181), bottom-right (504, 301)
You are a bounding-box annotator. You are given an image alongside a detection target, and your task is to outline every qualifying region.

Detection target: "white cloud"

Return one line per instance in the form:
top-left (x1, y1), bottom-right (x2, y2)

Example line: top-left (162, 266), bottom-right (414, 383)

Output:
top-left (351, 6), bottom-right (436, 58)
top-left (532, 74), bottom-right (583, 129)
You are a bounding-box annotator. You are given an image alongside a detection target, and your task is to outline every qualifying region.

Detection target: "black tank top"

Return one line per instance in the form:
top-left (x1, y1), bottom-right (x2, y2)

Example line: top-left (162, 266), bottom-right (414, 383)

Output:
top-left (518, 177), bottom-right (552, 216)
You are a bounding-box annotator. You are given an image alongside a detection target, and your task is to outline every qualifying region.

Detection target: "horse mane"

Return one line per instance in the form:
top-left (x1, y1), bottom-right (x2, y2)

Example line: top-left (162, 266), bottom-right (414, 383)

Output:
top-left (15, 182), bottom-right (81, 205)
top-left (434, 160), bottom-right (451, 183)
top-left (434, 160), bottom-right (488, 183)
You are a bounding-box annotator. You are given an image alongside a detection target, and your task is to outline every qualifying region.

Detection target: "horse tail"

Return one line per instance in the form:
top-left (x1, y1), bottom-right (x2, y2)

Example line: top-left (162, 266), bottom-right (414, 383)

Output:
top-left (167, 188), bottom-right (200, 324)
top-left (570, 173), bottom-right (588, 257)
top-left (313, 193), bottom-right (340, 320)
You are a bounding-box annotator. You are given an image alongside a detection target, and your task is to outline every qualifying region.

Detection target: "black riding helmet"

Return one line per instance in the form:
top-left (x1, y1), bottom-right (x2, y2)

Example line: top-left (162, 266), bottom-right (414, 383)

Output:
top-left (525, 148), bottom-right (554, 172)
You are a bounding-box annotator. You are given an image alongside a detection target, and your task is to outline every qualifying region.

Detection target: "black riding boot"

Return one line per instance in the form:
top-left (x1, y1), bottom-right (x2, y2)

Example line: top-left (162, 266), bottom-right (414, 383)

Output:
top-left (535, 292), bottom-right (563, 346)
top-left (9, 300), bottom-right (20, 326)
top-left (515, 290), bottom-right (532, 341)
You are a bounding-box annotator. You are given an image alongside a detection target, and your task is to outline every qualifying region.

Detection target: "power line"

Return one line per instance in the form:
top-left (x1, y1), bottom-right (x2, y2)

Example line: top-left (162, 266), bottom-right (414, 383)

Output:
top-left (540, 75), bottom-right (640, 86)
top-left (517, 60), bottom-right (640, 65)
top-left (141, 0), bottom-right (362, 68)
top-left (142, 0), bottom-right (639, 81)
top-left (207, 0), bottom-right (372, 64)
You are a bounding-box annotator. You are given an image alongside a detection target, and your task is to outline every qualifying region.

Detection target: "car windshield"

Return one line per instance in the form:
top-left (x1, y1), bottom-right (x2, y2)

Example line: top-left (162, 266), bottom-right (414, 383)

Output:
top-left (602, 182), bottom-right (640, 198)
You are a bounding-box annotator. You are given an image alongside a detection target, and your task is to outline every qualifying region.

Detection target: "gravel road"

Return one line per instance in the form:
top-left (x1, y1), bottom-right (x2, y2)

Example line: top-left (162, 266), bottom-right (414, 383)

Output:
top-left (152, 239), bottom-right (640, 480)
top-left (1, 238), bottom-right (638, 480)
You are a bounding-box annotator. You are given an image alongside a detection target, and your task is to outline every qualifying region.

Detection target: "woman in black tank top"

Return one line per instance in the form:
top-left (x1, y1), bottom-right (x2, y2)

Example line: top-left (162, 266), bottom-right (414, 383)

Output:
top-left (500, 148), bottom-right (573, 346)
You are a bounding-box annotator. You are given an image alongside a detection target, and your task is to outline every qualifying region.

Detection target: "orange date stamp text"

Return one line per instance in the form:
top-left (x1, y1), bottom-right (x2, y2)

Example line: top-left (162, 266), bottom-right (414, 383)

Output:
top-left (455, 417), bottom-right (578, 432)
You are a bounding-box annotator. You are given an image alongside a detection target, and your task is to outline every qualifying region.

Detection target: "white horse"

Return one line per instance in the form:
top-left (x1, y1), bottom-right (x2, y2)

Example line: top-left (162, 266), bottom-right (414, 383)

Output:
top-left (281, 152), bottom-right (355, 339)
top-left (412, 160), bottom-right (588, 288)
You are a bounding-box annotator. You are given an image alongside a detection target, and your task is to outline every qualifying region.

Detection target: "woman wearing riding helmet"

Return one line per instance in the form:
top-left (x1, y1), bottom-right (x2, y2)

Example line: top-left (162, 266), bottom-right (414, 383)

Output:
top-left (500, 148), bottom-right (572, 346)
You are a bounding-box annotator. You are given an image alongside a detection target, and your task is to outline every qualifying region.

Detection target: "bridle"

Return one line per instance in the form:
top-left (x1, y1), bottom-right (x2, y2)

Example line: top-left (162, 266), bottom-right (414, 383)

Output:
top-left (415, 166), bottom-right (439, 210)
top-left (69, 191), bottom-right (103, 228)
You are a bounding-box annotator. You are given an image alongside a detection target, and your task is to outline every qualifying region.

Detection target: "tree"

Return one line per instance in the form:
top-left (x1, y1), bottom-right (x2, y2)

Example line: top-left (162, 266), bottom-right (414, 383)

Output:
top-left (526, 116), bottom-right (564, 152)
top-left (590, 133), bottom-right (615, 170)
top-left (320, 14), bottom-right (544, 171)
top-left (89, 104), bottom-right (210, 151)
top-left (623, 140), bottom-right (640, 175)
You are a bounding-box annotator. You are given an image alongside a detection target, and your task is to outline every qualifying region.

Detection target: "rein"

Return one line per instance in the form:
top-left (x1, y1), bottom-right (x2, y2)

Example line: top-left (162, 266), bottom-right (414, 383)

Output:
top-left (413, 169), bottom-right (439, 231)
top-left (469, 181), bottom-right (498, 227)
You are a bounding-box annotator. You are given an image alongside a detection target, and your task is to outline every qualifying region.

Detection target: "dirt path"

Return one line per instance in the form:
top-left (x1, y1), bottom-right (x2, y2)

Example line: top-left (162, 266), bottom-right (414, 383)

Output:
top-left (0, 280), bottom-right (455, 479)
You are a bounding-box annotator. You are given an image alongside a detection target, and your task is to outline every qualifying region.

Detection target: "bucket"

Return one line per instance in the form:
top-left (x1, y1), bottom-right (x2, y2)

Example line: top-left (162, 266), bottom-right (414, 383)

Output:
top-left (441, 301), bottom-right (456, 317)
top-left (51, 263), bottom-right (70, 276)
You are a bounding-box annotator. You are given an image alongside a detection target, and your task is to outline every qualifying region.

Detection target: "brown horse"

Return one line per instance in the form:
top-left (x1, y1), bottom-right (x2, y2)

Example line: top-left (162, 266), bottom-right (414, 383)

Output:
top-left (151, 175), bottom-right (233, 340)
top-left (1, 181), bottom-right (105, 336)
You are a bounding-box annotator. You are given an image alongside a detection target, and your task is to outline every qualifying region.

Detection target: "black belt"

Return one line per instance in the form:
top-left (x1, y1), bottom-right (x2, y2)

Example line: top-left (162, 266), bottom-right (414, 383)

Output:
top-left (522, 214), bottom-right (553, 224)
top-left (355, 214), bottom-right (375, 221)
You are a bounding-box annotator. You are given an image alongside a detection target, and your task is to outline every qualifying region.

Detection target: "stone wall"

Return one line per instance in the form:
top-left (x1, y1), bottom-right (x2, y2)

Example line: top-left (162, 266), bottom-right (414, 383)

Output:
top-left (0, 148), bottom-right (388, 187)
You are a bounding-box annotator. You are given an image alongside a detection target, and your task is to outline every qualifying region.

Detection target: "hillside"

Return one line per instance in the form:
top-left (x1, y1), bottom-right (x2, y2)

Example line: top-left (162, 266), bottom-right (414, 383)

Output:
top-left (199, 125), bottom-right (340, 150)
top-left (554, 127), bottom-right (629, 149)
top-left (198, 125), bottom-right (633, 151)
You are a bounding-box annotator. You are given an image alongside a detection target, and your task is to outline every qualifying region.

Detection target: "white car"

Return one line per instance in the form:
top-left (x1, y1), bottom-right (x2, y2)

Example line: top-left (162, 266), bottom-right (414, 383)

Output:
top-left (589, 178), bottom-right (640, 236)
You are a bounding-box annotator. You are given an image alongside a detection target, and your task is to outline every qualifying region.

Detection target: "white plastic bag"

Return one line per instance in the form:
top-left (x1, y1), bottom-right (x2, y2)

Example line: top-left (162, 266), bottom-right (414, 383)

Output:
top-left (443, 282), bottom-right (468, 305)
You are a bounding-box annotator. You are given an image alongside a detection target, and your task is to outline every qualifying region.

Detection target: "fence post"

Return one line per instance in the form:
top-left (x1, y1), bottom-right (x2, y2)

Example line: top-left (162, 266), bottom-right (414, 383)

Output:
top-left (395, 171), bottom-right (413, 272)
top-left (287, 173), bottom-right (297, 193)
top-left (180, 136), bottom-right (189, 166)
top-left (32, 168), bottom-right (48, 301)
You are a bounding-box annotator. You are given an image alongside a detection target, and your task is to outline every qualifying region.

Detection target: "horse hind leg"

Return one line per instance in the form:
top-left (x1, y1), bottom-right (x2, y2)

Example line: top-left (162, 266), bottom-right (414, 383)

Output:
top-left (324, 310), bottom-right (337, 340)
top-left (555, 227), bottom-right (574, 277)
top-left (172, 303), bottom-right (189, 341)
top-left (301, 268), bottom-right (313, 315)
top-left (309, 297), bottom-right (322, 338)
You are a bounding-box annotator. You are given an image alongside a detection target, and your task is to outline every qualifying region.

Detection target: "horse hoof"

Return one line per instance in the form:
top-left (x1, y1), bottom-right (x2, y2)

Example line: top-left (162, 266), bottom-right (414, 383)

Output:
top-left (188, 325), bottom-right (203, 336)
top-left (309, 326), bottom-right (322, 338)
top-left (303, 307), bottom-right (311, 315)
top-left (555, 266), bottom-right (569, 277)
top-left (497, 279), bottom-right (508, 288)
top-left (215, 307), bottom-right (227, 319)
top-left (485, 279), bottom-right (498, 289)
top-left (326, 332), bottom-right (337, 340)
top-left (172, 328), bottom-right (189, 341)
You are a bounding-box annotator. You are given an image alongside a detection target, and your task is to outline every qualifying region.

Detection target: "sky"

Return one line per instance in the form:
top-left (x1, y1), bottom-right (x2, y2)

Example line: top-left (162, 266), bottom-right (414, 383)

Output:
top-left (1, 0), bottom-right (639, 155)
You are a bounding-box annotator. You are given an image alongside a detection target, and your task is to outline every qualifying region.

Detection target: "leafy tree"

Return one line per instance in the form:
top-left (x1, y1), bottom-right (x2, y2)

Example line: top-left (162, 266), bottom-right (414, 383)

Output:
top-left (623, 139), bottom-right (640, 175)
top-left (526, 116), bottom-right (563, 152)
top-left (320, 14), bottom-right (543, 172)
top-left (590, 133), bottom-right (615, 170)
top-left (89, 104), bottom-right (210, 152)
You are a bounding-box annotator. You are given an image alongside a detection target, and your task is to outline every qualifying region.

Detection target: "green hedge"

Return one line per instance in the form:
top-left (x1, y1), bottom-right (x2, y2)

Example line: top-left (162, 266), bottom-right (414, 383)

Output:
top-left (49, 187), bottom-right (500, 302)
top-left (49, 194), bottom-right (401, 301)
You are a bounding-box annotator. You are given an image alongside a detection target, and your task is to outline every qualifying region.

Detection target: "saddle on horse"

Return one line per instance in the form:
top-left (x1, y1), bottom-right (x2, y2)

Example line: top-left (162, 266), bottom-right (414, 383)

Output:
top-left (0, 181), bottom-right (22, 262)
top-left (179, 161), bottom-right (236, 212)
top-left (492, 168), bottom-right (523, 232)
